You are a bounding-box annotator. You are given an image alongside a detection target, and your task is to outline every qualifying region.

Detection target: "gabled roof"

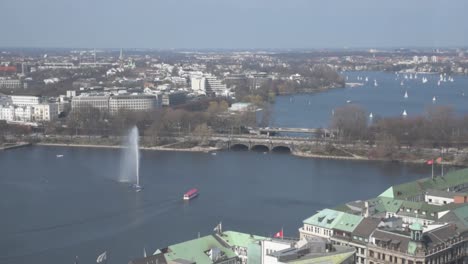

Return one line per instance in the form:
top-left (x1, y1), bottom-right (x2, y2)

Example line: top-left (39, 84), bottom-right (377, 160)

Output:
top-left (352, 217), bottom-right (381, 238)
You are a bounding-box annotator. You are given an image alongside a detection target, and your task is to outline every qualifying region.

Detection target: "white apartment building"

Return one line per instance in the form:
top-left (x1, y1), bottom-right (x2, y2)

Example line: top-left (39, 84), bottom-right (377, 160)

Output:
top-left (11, 95), bottom-right (42, 106)
top-left (191, 76), bottom-right (206, 93)
top-left (205, 74), bottom-right (227, 95)
top-left (109, 95), bottom-right (157, 114)
top-left (0, 105), bottom-right (33, 122)
top-left (260, 239), bottom-right (291, 264)
top-left (190, 74), bottom-right (227, 96)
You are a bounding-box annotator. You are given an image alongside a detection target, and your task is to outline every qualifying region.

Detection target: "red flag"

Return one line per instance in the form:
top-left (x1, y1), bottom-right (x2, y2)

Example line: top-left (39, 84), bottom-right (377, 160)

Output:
top-left (427, 159), bottom-right (434, 165)
top-left (274, 229), bottom-right (283, 238)
top-left (436, 157), bottom-right (442, 163)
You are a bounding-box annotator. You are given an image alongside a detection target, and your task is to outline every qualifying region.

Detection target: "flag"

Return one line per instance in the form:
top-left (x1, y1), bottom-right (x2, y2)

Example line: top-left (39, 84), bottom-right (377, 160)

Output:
top-left (274, 229), bottom-right (283, 238)
top-left (436, 157), bottom-right (442, 163)
top-left (426, 159), bottom-right (433, 165)
top-left (96, 251), bottom-right (107, 263)
top-left (213, 222), bottom-right (222, 233)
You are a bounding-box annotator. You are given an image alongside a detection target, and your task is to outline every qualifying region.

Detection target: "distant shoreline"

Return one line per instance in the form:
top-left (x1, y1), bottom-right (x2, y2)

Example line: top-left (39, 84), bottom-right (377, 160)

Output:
top-left (35, 142), bottom-right (220, 153)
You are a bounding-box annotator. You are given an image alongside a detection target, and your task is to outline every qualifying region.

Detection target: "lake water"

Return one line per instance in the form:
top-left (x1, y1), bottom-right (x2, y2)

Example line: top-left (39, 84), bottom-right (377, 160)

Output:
top-left (272, 71), bottom-right (468, 128)
top-left (0, 146), bottom-right (436, 264)
top-left (1, 71), bottom-right (466, 264)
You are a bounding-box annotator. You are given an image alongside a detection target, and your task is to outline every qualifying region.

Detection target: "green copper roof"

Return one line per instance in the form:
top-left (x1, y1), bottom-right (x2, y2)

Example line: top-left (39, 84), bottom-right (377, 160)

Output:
top-left (409, 222), bottom-right (423, 231)
top-left (333, 213), bottom-right (364, 233)
top-left (388, 168), bottom-right (468, 199)
top-left (219, 231), bottom-right (264, 263)
top-left (453, 205), bottom-right (468, 228)
top-left (164, 234), bottom-right (237, 263)
top-left (303, 209), bottom-right (363, 232)
top-left (379, 186), bottom-right (394, 198)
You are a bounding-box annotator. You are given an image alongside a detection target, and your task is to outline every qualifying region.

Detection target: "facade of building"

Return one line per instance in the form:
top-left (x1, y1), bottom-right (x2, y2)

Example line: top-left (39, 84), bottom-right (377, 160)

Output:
top-left (33, 103), bottom-right (59, 121)
top-left (205, 75), bottom-right (227, 95)
top-left (0, 78), bottom-right (22, 89)
top-left (161, 91), bottom-right (187, 106)
top-left (71, 95), bottom-right (110, 112)
top-left (190, 74), bottom-right (227, 96)
top-left (109, 95), bottom-right (157, 113)
top-left (11, 95), bottom-right (42, 106)
top-left (0, 105), bottom-right (33, 122)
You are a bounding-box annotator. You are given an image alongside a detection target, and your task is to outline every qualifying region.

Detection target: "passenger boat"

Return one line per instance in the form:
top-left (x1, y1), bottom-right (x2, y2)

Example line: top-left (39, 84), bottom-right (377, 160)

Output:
top-left (183, 188), bottom-right (199, 200)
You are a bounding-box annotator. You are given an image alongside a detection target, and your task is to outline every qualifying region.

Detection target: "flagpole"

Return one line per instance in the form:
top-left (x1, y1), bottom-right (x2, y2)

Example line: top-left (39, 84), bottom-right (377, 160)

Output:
top-left (432, 162), bottom-right (434, 180)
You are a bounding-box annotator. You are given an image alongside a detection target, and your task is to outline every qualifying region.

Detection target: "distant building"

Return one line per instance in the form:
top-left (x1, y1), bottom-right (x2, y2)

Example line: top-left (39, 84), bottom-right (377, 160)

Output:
top-left (0, 105), bottom-right (33, 122)
top-left (191, 76), bottom-right (206, 93)
top-left (431, 55), bottom-right (438, 63)
top-left (191, 74), bottom-right (227, 96)
top-left (109, 94), bottom-right (157, 114)
top-left (161, 91), bottom-right (187, 106)
top-left (33, 103), bottom-right (59, 121)
top-left (11, 95), bottom-right (42, 107)
top-left (71, 95), bottom-right (110, 112)
top-left (0, 78), bottom-right (22, 89)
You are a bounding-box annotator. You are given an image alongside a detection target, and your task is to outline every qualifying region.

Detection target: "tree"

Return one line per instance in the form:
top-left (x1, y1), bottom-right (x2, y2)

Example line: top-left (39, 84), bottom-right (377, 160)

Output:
top-left (331, 105), bottom-right (368, 140)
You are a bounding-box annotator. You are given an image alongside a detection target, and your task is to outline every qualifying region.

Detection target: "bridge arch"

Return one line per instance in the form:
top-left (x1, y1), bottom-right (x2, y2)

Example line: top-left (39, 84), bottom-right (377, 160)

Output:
top-left (271, 145), bottom-right (291, 153)
top-left (230, 143), bottom-right (249, 151)
top-left (251, 144), bottom-right (270, 152)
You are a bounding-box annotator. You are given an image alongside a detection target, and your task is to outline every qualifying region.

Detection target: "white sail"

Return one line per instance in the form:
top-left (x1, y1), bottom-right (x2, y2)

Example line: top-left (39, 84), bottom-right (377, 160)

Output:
top-left (402, 110), bottom-right (407, 117)
top-left (404, 91), bottom-right (408, 99)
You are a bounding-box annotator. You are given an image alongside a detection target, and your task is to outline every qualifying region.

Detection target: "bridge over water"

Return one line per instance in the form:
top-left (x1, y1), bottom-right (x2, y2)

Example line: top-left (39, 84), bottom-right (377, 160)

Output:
top-left (250, 127), bottom-right (336, 137)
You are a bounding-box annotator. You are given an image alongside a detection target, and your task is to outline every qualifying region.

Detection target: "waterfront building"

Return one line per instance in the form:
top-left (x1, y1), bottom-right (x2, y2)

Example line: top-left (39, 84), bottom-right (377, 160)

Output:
top-left (261, 237), bottom-right (356, 264)
top-left (299, 208), bottom-right (363, 239)
top-left (129, 231), bottom-right (265, 264)
top-left (33, 103), bottom-right (59, 121)
top-left (109, 94), bottom-right (157, 114)
top-left (367, 222), bottom-right (467, 264)
top-left (0, 105), bottom-right (33, 122)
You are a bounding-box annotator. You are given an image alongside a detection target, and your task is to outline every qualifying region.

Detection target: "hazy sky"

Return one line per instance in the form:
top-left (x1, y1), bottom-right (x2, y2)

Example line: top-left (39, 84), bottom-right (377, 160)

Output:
top-left (1, 0), bottom-right (467, 49)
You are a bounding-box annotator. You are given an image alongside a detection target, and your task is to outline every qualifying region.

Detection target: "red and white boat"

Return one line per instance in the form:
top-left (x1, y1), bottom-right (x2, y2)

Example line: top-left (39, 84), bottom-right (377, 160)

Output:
top-left (183, 188), bottom-right (199, 200)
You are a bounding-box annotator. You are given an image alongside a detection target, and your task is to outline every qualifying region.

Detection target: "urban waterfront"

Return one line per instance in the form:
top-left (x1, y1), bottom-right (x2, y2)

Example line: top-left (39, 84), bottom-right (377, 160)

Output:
top-left (0, 145), bottom-right (438, 264)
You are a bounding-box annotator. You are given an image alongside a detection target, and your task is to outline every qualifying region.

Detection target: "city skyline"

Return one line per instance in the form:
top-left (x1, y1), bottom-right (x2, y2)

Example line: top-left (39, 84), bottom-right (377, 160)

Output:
top-left (1, 0), bottom-right (468, 49)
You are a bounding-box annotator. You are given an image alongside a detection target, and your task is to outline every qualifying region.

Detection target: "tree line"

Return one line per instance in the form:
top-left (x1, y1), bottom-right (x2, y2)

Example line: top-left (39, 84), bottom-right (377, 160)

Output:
top-left (331, 104), bottom-right (468, 159)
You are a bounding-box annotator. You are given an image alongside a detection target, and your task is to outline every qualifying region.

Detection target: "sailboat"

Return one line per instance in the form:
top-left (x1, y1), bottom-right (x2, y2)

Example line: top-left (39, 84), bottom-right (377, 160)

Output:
top-left (432, 96), bottom-right (436, 103)
top-left (365, 77), bottom-right (369, 82)
top-left (374, 79), bottom-right (378, 87)
top-left (404, 91), bottom-right (408, 99)
top-left (437, 80), bottom-right (441, 86)
top-left (369, 112), bottom-right (373, 119)
top-left (400, 81), bottom-right (404, 86)
top-left (402, 110), bottom-right (408, 117)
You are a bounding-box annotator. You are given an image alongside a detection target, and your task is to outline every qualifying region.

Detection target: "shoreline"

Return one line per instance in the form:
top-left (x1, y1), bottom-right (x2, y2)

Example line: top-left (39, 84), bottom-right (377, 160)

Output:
top-left (6, 142), bottom-right (464, 167)
top-left (35, 142), bottom-right (220, 153)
